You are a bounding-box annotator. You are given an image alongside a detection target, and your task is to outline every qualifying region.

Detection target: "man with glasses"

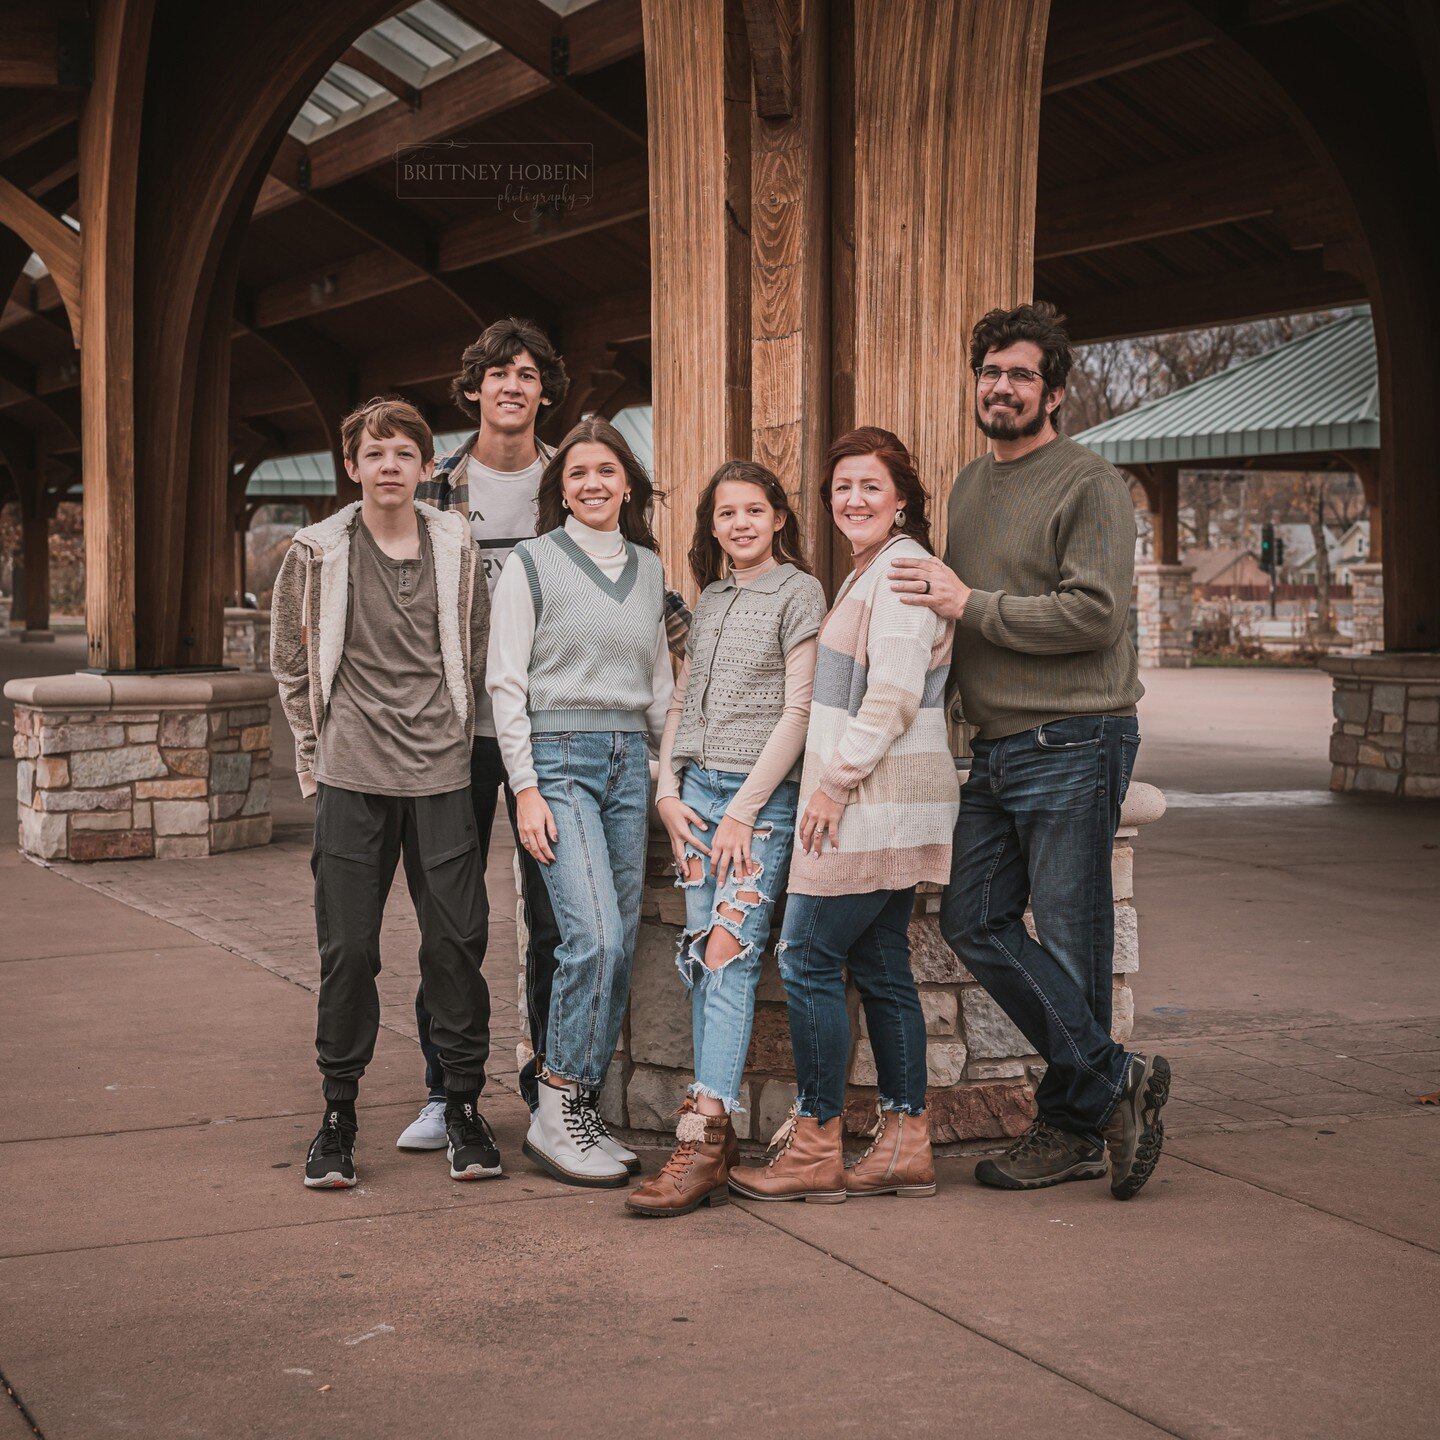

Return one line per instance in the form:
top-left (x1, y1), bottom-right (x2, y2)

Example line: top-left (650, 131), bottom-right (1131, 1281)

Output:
top-left (889, 302), bottom-right (1170, 1200)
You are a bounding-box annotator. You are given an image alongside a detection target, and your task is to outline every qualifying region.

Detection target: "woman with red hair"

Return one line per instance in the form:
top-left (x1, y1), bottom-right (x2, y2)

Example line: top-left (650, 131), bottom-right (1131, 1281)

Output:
top-left (729, 428), bottom-right (960, 1204)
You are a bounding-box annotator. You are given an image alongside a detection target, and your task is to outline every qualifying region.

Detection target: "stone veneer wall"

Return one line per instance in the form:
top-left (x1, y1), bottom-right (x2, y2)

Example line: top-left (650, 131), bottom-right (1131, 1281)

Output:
top-left (517, 783), bottom-right (1165, 1149)
top-left (1134, 563), bottom-right (1194, 669)
top-left (1347, 564), bottom-right (1384, 653)
top-left (223, 608), bottom-right (273, 674)
top-left (6, 671), bottom-right (279, 860)
top-left (1319, 653), bottom-right (1440, 798)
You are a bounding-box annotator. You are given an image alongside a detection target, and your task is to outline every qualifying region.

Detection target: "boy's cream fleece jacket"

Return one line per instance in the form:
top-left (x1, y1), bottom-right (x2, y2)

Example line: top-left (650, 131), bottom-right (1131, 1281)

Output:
top-left (269, 501), bottom-right (488, 797)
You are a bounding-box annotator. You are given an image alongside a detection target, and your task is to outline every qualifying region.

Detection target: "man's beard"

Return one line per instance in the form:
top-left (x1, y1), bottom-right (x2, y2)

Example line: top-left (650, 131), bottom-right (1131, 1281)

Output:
top-left (975, 394), bottom-right (1051, 441)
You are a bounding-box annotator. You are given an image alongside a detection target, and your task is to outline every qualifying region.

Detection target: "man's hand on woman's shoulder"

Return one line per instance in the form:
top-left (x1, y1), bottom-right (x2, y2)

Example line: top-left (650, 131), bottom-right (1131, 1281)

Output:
top-left (889, 555), bottom-right (971, 621)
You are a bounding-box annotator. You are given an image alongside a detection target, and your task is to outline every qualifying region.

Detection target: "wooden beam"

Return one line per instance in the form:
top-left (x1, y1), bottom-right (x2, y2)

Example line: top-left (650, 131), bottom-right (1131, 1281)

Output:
top-left (437, 154), bottom-right (648, 271)
top-left (306, 181), bottom-right (430, 270)
top-left (1042, 0), bottom-right (1212, 94)
top-left (340, 46), bottom-right (417, 105)
top-left (642, 0), bottom-right (752, 597)
top-left (1036, 136), bottom-right (1312, 261)
top-left (0, 173), bottom-right (81, 345)
top-left (0, 93), bottom-right (81, 163)
top-left (742, 0), bottom-right (800, 119)
top-left (77, 0), bottom-right (153, 670)
top-left (1056, 257), bottom-right (1368, 344)
top-left (0, 6), bottom-right (89, 90)
top-left (844, 0), bottom-right (1049, 556)
top-left (445, 0), bottom-right (561, 76)
top-left (750, 0), bottom-right (829, 578)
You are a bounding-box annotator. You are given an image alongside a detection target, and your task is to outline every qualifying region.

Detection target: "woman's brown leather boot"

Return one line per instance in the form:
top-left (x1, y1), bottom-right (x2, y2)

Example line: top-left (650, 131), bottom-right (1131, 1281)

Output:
top-left (727, 1107), bottom-right (846, 1203)
top-left (845, 1107), bottom-right (936, 1197)
top-left (626, 1101), bottom-right (733, 1217)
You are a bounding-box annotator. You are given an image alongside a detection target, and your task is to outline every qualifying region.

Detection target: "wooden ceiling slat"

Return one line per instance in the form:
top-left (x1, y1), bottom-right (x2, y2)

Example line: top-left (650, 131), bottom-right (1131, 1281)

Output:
top-left (1042, 0), bottom-right (1212, 94)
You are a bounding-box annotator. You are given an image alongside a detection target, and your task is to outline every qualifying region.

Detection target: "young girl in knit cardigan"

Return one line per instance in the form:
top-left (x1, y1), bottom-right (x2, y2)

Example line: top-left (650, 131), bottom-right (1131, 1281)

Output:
top-left (627, 461), bottom-right (826, 1217)
top-left (488, 416), bottom-right (673, 1189)
top-left (729, 428), bottom-right (961, 1204)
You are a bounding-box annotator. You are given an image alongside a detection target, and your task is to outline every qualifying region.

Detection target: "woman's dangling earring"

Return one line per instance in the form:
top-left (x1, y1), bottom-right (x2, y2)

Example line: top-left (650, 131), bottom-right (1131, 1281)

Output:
top-left (894, 508), bottom-right (906, 528)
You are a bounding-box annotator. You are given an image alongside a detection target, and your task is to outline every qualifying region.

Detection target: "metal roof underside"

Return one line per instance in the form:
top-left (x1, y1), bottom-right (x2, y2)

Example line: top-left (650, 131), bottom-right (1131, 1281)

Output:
top-left (289, 0), bottom-right (601, 142)
top-left (1074, 308), bottom-right (1379, 468)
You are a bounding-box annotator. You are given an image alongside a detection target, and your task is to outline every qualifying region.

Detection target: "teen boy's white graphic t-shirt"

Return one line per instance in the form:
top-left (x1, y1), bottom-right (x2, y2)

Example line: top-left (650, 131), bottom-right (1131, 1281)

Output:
top-left (462, 450), bottom-right (545, 737)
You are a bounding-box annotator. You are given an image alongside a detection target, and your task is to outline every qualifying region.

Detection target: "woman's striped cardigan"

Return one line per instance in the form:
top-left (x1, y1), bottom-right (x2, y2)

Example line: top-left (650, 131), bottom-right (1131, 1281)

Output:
top-left (789, 534), bottom-right (960, 897)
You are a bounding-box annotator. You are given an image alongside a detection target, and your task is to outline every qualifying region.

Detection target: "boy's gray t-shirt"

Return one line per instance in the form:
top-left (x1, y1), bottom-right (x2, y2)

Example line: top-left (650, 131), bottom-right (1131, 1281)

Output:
top-left (460, 450), bottom-right (545, 737)
top-left (311, 520), bottom-right (471, 797)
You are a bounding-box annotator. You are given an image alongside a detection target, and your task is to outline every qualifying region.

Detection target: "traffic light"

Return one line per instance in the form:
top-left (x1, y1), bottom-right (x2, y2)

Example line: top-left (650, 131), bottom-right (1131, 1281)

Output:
top-left (1260, 522), bottom-right (1275, 571)
top-left (1274, 536), bottom-right (1285, 570)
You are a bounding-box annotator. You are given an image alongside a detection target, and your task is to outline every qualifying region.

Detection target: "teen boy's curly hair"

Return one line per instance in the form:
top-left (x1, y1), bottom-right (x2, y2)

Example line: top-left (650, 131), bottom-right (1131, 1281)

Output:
top-left (449, 316), bottom-right (569, 424)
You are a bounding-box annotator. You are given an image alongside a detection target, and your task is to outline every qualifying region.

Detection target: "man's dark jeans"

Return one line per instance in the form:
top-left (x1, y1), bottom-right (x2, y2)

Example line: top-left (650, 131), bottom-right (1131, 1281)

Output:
top-left (417, 734), bottom-right (561, 1109)
top-left (940, 714), bottom-right (1141, 1146)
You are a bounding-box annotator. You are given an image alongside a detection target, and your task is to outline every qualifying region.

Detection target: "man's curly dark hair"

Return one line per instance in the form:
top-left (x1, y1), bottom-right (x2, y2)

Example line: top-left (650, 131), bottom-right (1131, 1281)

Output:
top-left (449, 316), bottom-right (569, 426)
top-left (968, 301), bottom-right (1074, 393)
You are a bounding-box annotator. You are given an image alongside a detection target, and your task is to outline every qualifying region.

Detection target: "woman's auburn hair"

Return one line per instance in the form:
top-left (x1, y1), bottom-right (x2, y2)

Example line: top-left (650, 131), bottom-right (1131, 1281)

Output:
top-left (536, 415), bottom-right (663, 551)
top-left (687, 460), bottom-right (811, 592)
top-left (819, 426), bottom-right (934, 554)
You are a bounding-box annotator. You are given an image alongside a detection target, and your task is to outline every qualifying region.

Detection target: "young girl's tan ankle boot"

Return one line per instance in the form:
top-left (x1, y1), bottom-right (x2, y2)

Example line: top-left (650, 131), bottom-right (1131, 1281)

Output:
top-left (845, 1108), bottom-right (936, 1197)
top-left (626, 1102), bottom-right (732, 1217)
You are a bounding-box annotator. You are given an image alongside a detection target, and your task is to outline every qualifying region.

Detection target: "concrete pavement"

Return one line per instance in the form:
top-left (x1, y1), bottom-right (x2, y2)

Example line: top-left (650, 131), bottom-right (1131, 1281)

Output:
top-left (2, 643), bottom-right (1437, 1438)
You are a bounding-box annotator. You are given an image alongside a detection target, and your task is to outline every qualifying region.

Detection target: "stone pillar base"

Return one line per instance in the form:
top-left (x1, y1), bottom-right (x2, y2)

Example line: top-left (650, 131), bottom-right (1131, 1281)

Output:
top-left (1319, 653), bottom-right (1440, 798)
top-left (18, 630), bottom-right (56, 644)
top-left (1134, 564), bottom-right (1195, 669)
top-left (517, 784), bottom-right (1166, 1149)
top-left (1346, 562), bottom-right (1384, 653)
top-left (223, 608), bottom-right (272, 673)
top-left (5, 670), bottom-right (279, 861)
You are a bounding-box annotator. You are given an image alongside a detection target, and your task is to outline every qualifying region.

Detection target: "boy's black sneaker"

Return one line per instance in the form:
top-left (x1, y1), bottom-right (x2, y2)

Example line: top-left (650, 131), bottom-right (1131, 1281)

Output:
top-left (974, 1119), bottom-right (1108, 1190)
top-left (1104, 1053), bottom-right (1171, 1200)
top-left (445, 1098), bottom-right (503, 1181)
top-left (304, 1109), bottom-right (358, 1189)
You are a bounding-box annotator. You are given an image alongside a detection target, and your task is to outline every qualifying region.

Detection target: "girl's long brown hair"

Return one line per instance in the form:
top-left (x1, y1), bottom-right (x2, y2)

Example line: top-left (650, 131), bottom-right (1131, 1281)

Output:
top-left (537, 415), bottom-right (663, 551)
top-left (688, 460), bottom-right (811, 592)
top-left (819, 427), bottom-right (935, 554)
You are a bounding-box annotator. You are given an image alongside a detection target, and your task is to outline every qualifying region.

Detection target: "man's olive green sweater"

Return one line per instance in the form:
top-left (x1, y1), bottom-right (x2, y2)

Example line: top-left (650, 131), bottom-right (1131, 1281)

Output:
top-left (946, 432), bottom-right (1143, 740)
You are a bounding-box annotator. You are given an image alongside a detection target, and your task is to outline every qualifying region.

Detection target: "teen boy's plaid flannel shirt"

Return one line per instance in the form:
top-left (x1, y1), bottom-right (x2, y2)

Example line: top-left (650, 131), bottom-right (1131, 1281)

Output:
top-left (417, 432), bottom-right (692, 663)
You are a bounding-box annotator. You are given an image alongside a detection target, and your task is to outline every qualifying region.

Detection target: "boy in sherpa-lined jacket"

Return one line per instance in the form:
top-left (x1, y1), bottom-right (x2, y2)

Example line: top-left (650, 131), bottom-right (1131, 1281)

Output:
top-left (270, 396), bottom-right (500, 1192)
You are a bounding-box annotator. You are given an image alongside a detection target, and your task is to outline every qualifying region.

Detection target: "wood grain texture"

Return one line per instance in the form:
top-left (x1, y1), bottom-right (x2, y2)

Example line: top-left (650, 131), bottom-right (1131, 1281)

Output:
top-left (845, 0), bottom-right (1050, 556)
top-left (0, 175), bottom-right (81, 346)
top-left (77, 0), bottom-right (156, 671)
top-left (642, 0), bottom-right (751, 598)
top-left (749, 0), bottom-right (831, 589)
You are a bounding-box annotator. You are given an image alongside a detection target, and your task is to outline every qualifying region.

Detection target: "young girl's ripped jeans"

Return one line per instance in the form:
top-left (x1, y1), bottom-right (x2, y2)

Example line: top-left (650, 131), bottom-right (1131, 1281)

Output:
top-left (673, 767), bottom-right (799, 1113)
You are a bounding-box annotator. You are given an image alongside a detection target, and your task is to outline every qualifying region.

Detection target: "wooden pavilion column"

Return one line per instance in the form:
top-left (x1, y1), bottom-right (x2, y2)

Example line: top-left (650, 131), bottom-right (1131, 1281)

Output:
top-left (1131, 462), bottom-right (1180, 564)
top-left (835, 0), bottom-right (1050, 565)
top-left (642, 0), bottom-right (752, 596)
top-left (74, 0), bottom-right (393, 670)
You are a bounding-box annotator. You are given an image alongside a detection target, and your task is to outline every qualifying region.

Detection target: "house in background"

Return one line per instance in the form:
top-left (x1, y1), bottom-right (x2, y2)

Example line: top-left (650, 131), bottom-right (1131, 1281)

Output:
top-left (1184, 547), bottom-right (1269, 590)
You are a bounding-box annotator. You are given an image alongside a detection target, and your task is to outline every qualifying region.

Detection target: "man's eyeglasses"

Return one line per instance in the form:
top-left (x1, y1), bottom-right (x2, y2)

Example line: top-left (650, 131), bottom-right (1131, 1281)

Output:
top-left (974, 365), bottom-right (1045, 388)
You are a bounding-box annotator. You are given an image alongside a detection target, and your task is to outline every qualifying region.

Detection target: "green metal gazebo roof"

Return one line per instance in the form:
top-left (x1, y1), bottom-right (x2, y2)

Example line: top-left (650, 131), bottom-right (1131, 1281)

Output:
top-left (1073, 308), bottom-right (1379, 468)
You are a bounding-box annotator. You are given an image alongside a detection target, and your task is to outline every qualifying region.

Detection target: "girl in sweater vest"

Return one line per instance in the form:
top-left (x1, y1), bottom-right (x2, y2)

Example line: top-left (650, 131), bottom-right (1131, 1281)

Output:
top-left (488, 416), bottom-right (672, 1188)
top-left (729, 429), bottom-right (961, 1204)
top-left (627, 462), bottom-right (826, 1217)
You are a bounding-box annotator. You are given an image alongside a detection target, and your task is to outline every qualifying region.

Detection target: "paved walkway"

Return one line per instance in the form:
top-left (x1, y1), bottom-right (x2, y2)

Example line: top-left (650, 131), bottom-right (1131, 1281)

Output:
top-left (2, 642), bottom-right (1437, 1438)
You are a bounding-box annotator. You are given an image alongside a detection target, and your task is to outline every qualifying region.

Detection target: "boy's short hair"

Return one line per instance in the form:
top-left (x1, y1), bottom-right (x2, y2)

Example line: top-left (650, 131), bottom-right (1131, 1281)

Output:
top-left (340, 396), bottom-right (435, 467)
top-left (449, 316), bottom-right (569, 423)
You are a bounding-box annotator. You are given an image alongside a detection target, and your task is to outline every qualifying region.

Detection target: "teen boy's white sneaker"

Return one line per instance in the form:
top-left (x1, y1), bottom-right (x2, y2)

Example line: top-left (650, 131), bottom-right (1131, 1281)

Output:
top-left (582, 1091), bottom-right (641, 1175)
top-left (396, 1099), bottom-right (448, 1150)
top-left (523, 1081), bottom-right (628, 1188)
